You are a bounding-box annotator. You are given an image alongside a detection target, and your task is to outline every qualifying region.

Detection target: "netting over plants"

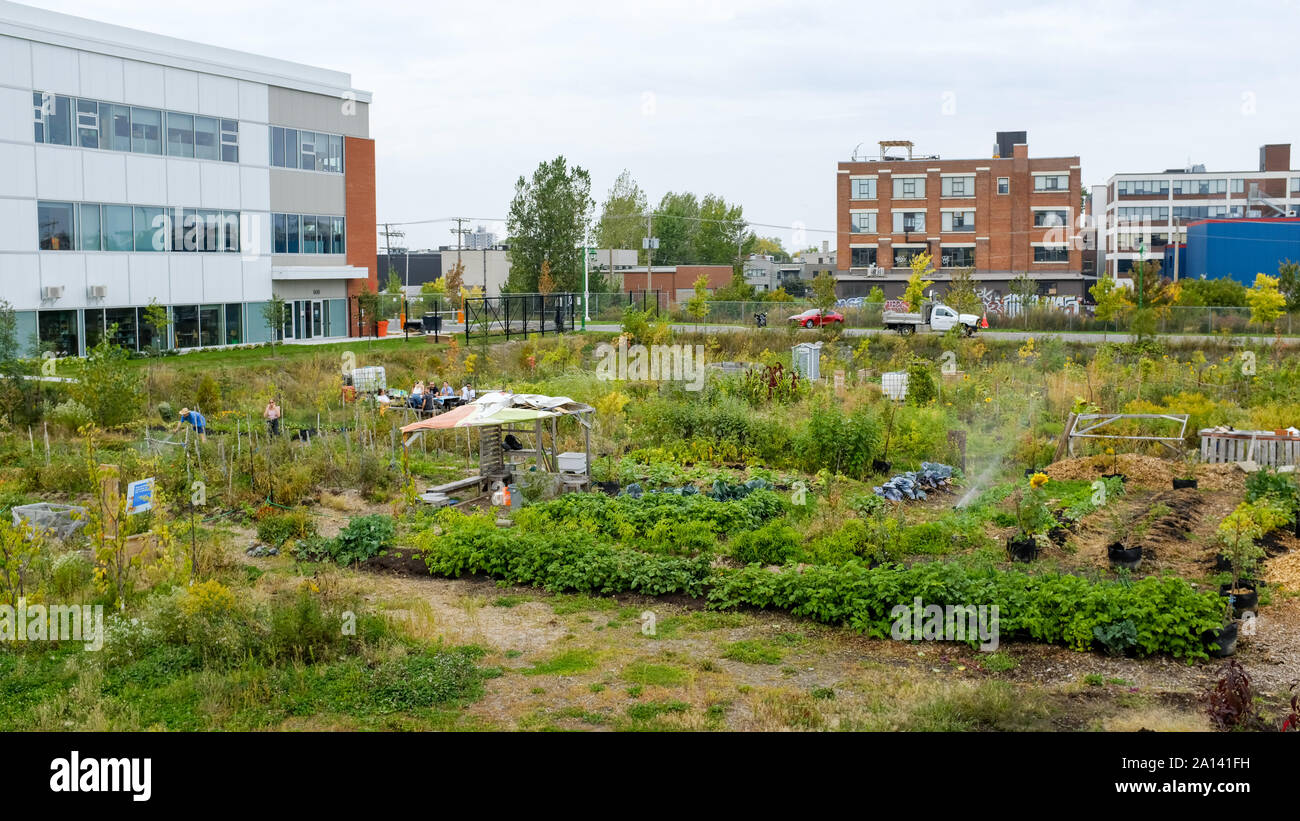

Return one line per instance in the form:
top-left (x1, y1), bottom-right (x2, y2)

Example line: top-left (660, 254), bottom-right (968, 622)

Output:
top-left (12, 503), bottom-right (88, 541)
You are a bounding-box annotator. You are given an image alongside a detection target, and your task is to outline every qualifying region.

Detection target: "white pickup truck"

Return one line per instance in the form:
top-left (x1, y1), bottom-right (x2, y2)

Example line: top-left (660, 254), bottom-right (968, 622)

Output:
top-left (882, 300), bottom-right (981, 335)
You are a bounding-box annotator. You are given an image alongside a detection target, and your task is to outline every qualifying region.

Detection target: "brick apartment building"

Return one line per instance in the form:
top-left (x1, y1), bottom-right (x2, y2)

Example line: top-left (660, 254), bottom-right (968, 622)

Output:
top-left (836, 131), bottom-right (1085, 300)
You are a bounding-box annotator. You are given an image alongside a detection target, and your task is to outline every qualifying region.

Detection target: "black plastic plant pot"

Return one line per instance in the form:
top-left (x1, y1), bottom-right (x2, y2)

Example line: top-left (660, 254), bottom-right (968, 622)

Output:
top-left (1107, 542), bottom-right (1143, 570)
top-left (1172, 478), bottom-right (1198, 490)
top-left (871, 459), bottom-right (892, 474)
top-left (1205, 621), bottom-right (1239, 658)
top-left (1049, 526), bottom-right (1069, 545)
top-left (1024, 468), bottom-right (1037, 478)
top-left (1294, 516), bottom-right (1300, 538)
top-left (1220, 582), bottom-right (1259, 614)
top-left (1006, 537), bottom-right (1039, 562)
top-left (594, 481), bottom-right (621, 496)
top-left (1213, 553), bottom-right (1234, 573)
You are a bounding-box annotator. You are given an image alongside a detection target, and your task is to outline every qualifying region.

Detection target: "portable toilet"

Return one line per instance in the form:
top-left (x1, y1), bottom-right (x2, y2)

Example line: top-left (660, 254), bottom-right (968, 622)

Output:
top-left (791, 342), bottom-right (823, 380)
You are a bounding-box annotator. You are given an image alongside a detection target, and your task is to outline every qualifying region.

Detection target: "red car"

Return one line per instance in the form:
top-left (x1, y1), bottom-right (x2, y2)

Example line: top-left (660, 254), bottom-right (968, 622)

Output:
top-left (788, 308), bottom-right (844, 328)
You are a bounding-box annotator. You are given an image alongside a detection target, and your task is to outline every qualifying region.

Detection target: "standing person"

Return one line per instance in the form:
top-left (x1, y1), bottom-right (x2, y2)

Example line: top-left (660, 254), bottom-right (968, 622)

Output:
top-left (263, 399), bottom-right (281, 436)
top-left (177, 407), bottom-right (207, 442)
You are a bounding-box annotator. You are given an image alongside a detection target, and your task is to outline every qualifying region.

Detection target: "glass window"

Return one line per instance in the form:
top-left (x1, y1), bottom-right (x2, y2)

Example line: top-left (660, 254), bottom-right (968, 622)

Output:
top-left (849, 247), bottom-right (876, 268)
top-left (194, 209), bottom-right (219, 252)
top-left (32, 92), bottom-right (44, 143)
top-left (273, 214), bottom-right (287, 253)
top-left (1292, 178), bottom-right (1300, 193)
top-left (940, 247), bottom-right (974, 267)
top-left (173, 305), bottom-right (199, 349)
top-left (99, 103), bottom-right (131, 152)
top-left (850, 178), bottom-right (875, 199)
top-left (134, 206), bottom-right (167, 252)
top-left (300, 130), bottom-right (315, 171)
top-left (850, 212), bottom-right (875, 233)
top-left (941, 176), bottom-right (975, 197)
top-left (997, 177), bottom-right (1009, 194)
top-left (38, 310), bottom-right (79, 357)
top-left (198, 304), bottom-right (222, 347)
top-left (138, 305), bottom-right (168, 351)
top-left (941, 210), bottom-right (975, 232)
top-left (1230, 178), bottom-right (1244, 194)
top-left (103, 205), bottom-right (133, 251)
top-left (270, 126), bottom-right (285, 167)
top-left (301, 214), bottom-right (318, 253)
top-left (330, 134), bottom-right (343, 173)
top-left (131, 108), bottom-right (162, 154)
top-left (79, 204), bottom-right (101, 251)
top-left (891, 211), bottom-right (925, 233)
top-left (332, 216), bottom-right (345, 253)
top-left (287, 214), bottom-right (299, 253)
top-left (893, 247), bottom-right (924, 267)
top-left (83, 309), bottom-right (105, 350)
top-left (105, 308), bottom-right (138, 350)
top-left (224, 303), bottom-right (242, 345)
top-left (41, 94), bottom-right (73, 145)
top-left (76, 99), bottom-right (99, 148)
top-left (1034, 246), bottom-right (1069, 262)
top-left (220, 119), bottom-right (238, 163)
top-left (166, 112), bottom-right (194, 157)
top-left (1034, 174), bottom-right (1069, 191)
top-left (283, 128), bottom-right (298, 169)
top-left (893, 177), bottom-right (925, 199)
top-left (194, 116), bottom-right (220, 161)
top-left (222, 211), bottom-right (240, 252)
top-left (1116, 179), bottom-right (1169, 196)
top-left (38, 202), bottom-right (76, 250)
top-left (1033, 210), bottom-right (1068, 227)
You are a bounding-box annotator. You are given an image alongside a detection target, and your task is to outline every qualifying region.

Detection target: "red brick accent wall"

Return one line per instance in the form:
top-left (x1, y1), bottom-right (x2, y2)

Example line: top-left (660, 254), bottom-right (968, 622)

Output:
top-left (344, 136), bottom-right (377, 336)
top-left (621, 264), bottom-right (733, 295)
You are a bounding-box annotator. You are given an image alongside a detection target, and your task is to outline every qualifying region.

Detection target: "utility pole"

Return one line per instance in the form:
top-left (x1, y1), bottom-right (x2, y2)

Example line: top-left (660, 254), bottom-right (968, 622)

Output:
top-left (643, 212), bottom-right (659, 312)
top-left (378, 222), bottom-right (405, 335)
top-left (450, 217), bottom-right (469, 274)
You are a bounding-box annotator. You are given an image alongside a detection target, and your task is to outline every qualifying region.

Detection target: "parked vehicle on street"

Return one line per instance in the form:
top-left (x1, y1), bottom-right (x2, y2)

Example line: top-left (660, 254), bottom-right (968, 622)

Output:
top-left (881, 300), bottom-right (981, 335)
top-left (788, 308), bottom-right (845, 328)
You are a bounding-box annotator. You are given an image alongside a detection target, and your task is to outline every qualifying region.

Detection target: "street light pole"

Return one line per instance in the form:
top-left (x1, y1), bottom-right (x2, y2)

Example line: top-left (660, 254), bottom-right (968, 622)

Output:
top-left (582, 231), bottom-right (590, 329)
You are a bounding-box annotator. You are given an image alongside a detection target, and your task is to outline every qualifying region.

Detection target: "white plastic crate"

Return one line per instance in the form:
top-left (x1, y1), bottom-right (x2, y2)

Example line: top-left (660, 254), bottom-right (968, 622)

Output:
top-left (881, 371), bottom-right (909, 401)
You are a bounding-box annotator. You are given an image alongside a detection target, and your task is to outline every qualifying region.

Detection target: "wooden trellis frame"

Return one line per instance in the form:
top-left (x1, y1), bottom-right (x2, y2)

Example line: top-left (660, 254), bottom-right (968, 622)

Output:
top-left (1066, 413), bottom-right (1189, 457)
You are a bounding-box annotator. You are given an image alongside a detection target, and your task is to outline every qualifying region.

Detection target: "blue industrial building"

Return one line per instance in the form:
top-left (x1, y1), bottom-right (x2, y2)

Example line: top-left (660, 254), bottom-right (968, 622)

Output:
top-left (1169, 218), bottom-right (1300, 285)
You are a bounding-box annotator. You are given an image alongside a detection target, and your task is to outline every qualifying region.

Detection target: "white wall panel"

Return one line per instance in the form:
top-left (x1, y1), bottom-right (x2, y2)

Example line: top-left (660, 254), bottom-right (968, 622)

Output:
top-left (202, 255), bottom-right (242, 301)
top-left (237, 81), bottom-right (267, 122)
top-left (0, 253), bottom-right (38, 305)
top-left (0, 86), bottom-right (32, 142)
top-left (240, 212), bottom-right (271, 256)
top-left (239, 120), bottom-right (268, 167)
top-left (199, 162), bottom-right (240, 209)
top-left (163, 67), bottom-right (199, 112)
top-left (124, 154), bottom-right (167, 203)
top-left (34, 145), bottom-right (82, 200)
top-left (0, 198), bottom-right (37, 251)
top-left (39, 252), bottom-right (88, 308)
top-left (166, 159), bottom-right (201, 205)
top-left (167, 254), bottom-right (203, 303)
top-left (127, 254), bottom-right (170, 304)
top-left (238, 165), bottom-right (269, 211)
top-left (81, 150), bottom-right (128, 202)
top-left (78, 52), bottom-right (124, 102)
top-left (198, 74), bottom-right (239, 118)
top-left (241, 257), bottom-right (272, 301)
top-left (122, 60), bottom-right (165, 108)
top-left (0, 35), bottom-right (33, 89)
top-left (30, 43), bottom-right (79, 96)
top-left (0, 142), bottom-right (36, 197)
top-left (84, 254), bottom-right (131, 305)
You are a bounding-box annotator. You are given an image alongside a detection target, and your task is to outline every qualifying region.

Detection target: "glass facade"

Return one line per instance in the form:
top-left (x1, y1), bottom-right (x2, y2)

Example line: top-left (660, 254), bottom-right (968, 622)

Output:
top-left (33, 91), bottom-right (239, 162)
top-left (268, 126), bottom-right (344, 172)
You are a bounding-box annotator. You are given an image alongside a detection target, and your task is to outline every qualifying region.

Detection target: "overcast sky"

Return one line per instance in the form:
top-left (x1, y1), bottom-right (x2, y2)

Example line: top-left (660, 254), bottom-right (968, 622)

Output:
top-left (34, 0), bottom-right (1300, 251)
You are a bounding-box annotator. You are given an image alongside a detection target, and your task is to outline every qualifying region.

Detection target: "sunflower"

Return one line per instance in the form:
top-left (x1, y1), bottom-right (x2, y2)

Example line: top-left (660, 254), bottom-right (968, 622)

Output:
top-left (1029, 472), bottom-right (1049, 489)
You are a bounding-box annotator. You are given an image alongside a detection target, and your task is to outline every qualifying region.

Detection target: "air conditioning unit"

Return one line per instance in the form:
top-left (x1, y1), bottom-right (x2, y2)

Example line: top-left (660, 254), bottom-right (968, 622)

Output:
top-left (87, 285), bottom-right (107, 299)
top-left (40, 286), bottom-right (63, 300)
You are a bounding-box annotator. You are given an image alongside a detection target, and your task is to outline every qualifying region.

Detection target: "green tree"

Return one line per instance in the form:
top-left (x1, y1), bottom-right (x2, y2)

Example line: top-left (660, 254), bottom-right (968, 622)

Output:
top-left (594, 170), bottom-right (648, 262)
top-left (1176, 276), bottom-right (1247, 307)
top-left (385, 270), bottom-right (403, 294)
top-left (1090, 275), bottom-right (1132, 323)
top-left (1276, 259), bottom-right (1300, 311)
top-left (713, 272), bottom-right (756, 302)
top-left (943, 267), bottom-right (983, 314)
top-left (1246, 272), bottom-right (1287, 327)
top-left (654, 191), bottom-right (700, 265)
top-left (1007, 273), bottom-right (1038, 329)
top-left (694, 194), bottom-right (753, 265)
top-left (811, 271), bottom-right (838, 314)
top-left (686, 274), bottom-right (711, 330)
top-left (866, 285), bottom-right (885, 304)
top-left (79, 330), bottom-right (144, 427)
top-left (143, 299), bottom-right (171, 355)
top-left (0, 299), bottom-right (32, 426)
top-left (902, 252), bottom-right (935, 311)
top-left (751, 236), bottom-right (789, 262)
top-left (506, 155), bottom-right (593, 293)
top-left (261, 295), bottom-right (289, 354)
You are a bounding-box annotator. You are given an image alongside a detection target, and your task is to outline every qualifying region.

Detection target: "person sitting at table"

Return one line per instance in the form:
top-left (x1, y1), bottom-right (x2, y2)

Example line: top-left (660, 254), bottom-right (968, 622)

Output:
top-left (409, 381), bottom-right (425, 408)
top-left (440, 381), bottom-right (455, 397)
top-left (460, 384), bottom-right (474, 402)
top-left (375, 389), bottom-right (391, 406)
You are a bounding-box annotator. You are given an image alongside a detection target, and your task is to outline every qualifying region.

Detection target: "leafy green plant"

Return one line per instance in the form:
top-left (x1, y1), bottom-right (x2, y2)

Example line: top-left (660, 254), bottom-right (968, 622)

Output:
top-left (333, 514), bottom-right (396, 565)
top-left (729, 520), bottom-right (800, 566)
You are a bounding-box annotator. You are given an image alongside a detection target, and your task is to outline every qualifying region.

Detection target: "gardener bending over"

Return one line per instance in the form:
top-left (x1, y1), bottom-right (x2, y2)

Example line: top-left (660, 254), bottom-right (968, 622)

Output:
top-left (177, 407), bottom-right (207, 442)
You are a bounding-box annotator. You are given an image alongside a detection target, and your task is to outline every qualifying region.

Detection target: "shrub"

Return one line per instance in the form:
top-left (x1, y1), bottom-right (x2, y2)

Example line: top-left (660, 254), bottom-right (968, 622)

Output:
top-left (256, 509), bottom-right (318, 547)
top-left (49, 399), bottom-right (92, 433)
top-left (333, 514), bottom-right (396, 565)
top-left (647, 519), bottom-right (717, 555)
top-left (49, 551), bottom-right (92, 597)
top-left (730, 520), bottom-right (800, 566)
top-left (797, 403), bottom-right (882, 479)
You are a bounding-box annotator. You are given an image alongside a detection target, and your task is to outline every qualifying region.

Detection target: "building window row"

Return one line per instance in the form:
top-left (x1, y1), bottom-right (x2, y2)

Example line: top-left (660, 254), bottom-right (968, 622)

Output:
top-left (1116, 206), bottom-right (1168, 222)
top-left (269, 126), bottom-right (344, 173)
top-left (1033, 209), bottom-right (1068, 227)
top-left (1033, 245), bottom-right (1069, 263)
top-left (1115, 179), bottom-right (1168, 196)
top-left (38, 200), bottom-right (242, 252)
top-left (940, 175), bottom-right (975, 198)
top-left (33, 91), bottom-right (238, 162)
top-left (1173, 205), bottom-right (1243, 221)
top-left (272, 213), bottom-right (346, 254)
top-left (1173, 178), bottom-right (1227, 195)
top-left (1033, 174), bottom-right (1069, 192)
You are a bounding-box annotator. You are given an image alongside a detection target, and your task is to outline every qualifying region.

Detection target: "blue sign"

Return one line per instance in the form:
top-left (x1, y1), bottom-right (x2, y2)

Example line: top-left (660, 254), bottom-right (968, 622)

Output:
top-left (127, 478), bottom-right (155, 514)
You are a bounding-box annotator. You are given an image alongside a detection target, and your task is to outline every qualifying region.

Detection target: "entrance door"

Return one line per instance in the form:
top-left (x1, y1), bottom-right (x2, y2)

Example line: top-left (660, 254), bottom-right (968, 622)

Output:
top-left (311, 300), bottom-right (323, 338)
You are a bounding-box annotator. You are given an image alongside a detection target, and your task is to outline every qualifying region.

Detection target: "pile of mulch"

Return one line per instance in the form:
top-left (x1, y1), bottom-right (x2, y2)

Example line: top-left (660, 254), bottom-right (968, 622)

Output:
top-left (1044, 453), bottom-right (1245, 491)
top-left (1266, 549), bottom-right (1300, 593)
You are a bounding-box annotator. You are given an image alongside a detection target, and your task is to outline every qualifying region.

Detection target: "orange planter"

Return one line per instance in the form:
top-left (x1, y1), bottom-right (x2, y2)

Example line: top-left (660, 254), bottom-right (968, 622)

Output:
top-left (376, 319), bottom-right (389, 337)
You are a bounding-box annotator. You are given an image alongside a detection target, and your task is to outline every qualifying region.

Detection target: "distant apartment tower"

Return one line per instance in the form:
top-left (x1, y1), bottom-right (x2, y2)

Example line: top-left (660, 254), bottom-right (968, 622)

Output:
top-left (466, 224), bottom-right (496, 250)
top-left (1, 0), bottom-right (376, 355)
top-left (836, 131), bottom-right (1084, 299)
top-left (1101, 144), bottom-right (1300, 278)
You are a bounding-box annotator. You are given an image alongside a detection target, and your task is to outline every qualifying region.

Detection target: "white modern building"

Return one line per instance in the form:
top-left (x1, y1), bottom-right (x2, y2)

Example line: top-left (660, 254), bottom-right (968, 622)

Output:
top-left (0, 0), bottom-right (377, 355)
top-left (1100, 144), bottom-right (1300, 278)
